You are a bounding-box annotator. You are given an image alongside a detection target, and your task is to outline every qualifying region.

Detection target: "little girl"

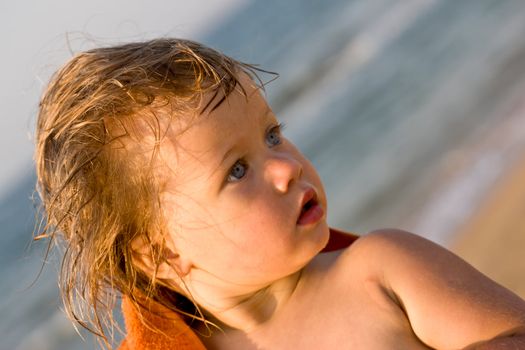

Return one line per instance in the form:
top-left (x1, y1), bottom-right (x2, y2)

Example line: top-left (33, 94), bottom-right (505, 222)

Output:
top-left (35, 38), bottom-right (525, 349)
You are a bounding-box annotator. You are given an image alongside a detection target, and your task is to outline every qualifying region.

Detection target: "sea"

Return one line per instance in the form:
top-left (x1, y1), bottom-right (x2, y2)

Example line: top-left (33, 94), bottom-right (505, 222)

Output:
top-left (3, 0), bottom-right (525, 348)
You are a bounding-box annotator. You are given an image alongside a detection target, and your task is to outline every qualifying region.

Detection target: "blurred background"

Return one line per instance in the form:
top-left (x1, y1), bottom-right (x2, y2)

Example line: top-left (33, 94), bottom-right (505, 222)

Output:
top-left (2, 0), bottom-right (525, 348)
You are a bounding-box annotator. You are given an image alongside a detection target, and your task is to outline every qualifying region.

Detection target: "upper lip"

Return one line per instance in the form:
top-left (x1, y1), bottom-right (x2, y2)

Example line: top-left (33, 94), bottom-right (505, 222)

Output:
top-left (297, 187), bottom-right (318, 220)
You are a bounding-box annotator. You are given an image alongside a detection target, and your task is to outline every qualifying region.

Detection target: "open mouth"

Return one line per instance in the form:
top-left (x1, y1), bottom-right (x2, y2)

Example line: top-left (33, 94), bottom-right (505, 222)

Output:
top-left (297, 189), bottom-right (324, 225)
top-left (300, 197), bottom-right (317, 215)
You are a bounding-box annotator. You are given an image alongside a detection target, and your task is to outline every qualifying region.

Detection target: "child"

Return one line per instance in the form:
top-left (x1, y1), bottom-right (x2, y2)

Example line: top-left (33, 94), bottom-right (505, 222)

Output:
top-left (35, 38), bottom-right (525, 349)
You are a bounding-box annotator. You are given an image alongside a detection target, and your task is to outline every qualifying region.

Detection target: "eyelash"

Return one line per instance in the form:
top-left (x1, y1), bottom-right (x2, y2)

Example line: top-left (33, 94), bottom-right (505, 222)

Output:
top-left (226, 123), bottom-right (285, 183)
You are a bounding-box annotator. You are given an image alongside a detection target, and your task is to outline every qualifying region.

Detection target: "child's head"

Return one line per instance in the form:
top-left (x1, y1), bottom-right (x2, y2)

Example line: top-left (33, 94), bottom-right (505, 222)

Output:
top-left (35, 38), bottom-right (329, 343)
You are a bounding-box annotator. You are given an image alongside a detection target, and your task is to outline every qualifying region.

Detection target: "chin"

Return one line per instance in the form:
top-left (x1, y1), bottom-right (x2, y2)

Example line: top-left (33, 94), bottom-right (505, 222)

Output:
top-left (306, 221), bottom-right (330, 255)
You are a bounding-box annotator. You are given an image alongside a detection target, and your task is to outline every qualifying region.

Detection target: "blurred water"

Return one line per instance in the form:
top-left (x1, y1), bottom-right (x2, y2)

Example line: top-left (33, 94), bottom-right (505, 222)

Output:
top-left (4, 0), bottom-right (525, 348)
top-left (205, 0), bottom-right (525, 240)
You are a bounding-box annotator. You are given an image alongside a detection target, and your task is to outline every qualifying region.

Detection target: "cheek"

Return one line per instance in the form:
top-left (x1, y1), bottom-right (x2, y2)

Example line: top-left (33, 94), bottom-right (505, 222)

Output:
top-left (214, 199), bottom-right (293, 254)
top-left (164, 197), bottom-right (210, 231)
top-left (222, 186), bottom-right (291, 228)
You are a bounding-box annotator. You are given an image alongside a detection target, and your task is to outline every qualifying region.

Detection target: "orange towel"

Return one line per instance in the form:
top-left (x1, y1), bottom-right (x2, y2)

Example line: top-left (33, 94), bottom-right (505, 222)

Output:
top-left (119, 296), bottom-right (207, 350)
top-left (119, 228), bottom-right (359, 349)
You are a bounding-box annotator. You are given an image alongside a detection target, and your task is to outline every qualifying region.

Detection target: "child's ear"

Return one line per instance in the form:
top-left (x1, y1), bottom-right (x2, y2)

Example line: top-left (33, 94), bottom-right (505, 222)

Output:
top-left (130, 236), bottom-right (193, 281)
top-left (159, 248), bottom-right (193, 278)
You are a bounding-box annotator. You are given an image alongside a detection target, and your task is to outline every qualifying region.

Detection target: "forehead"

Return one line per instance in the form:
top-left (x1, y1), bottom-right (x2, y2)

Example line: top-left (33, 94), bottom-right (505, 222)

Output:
top-left (157, 75), bottom-right (272, 179)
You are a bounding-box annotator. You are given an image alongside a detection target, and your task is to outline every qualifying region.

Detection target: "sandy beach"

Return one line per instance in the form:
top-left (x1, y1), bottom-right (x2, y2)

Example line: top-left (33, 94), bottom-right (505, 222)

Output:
top-left (451, 147), bottom-right (525, 299)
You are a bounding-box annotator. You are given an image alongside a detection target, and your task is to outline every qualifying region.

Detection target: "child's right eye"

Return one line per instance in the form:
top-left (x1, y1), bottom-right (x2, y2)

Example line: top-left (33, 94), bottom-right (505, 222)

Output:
top-left (227, 159), bottom-right (248, 182)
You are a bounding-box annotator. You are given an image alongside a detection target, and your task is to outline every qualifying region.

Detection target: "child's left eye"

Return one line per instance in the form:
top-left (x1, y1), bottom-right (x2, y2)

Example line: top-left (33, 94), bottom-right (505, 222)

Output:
top-left (265, 123), bottom-right (284, 147)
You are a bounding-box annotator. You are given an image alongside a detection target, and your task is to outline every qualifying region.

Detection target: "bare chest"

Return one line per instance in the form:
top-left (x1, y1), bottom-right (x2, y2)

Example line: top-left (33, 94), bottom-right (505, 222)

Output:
top-left (263, 271), bottom-right (430, 349)
top-left (202, 252), bottom-right (431, 349)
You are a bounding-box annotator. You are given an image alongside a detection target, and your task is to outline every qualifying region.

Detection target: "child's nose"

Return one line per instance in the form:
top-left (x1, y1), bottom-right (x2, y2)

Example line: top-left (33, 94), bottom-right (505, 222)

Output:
top-left (264, 154), bottom-right (303, 193)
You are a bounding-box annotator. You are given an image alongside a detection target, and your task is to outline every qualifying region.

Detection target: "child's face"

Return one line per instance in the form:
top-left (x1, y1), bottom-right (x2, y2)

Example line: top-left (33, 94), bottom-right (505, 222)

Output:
top-left (159, 74), bottom-right (329, 289)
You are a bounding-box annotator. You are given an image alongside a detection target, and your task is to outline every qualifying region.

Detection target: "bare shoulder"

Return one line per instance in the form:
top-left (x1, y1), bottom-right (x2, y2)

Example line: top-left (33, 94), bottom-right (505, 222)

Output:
top-left (340, 227), bottom-right (507, 283)
top-left (341, 227), bottom-right (444, 258)
top-left (334, 228), bottom-right (444, 279)
top-left (337, 228), bottom-right (525, 349)
top-left (341, 227), bottom-right (525, 312)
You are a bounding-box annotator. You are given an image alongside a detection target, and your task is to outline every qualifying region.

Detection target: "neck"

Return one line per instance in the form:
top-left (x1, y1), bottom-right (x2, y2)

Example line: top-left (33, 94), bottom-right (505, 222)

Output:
top-left (184, 269), bottom-right (303, 333)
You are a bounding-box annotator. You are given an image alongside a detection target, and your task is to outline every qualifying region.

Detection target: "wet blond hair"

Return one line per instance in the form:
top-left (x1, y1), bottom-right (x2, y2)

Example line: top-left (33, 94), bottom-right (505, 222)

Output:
top-left (35, 38), bottom-right (269, 347)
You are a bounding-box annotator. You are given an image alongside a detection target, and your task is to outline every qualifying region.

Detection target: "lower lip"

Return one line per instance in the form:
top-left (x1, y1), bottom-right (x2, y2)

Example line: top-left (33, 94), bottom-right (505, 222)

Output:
top-left (297, 203), bottom-right (324, 226)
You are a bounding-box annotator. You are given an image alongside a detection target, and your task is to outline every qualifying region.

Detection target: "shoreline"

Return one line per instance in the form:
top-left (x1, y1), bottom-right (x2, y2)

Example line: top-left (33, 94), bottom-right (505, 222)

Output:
top-left (451, 145), bottom-right (525, 299)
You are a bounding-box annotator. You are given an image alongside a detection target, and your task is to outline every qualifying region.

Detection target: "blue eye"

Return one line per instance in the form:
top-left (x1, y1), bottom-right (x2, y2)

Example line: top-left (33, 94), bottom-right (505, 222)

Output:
top-left (227, 159), bottom-right (248, 182)
top-left (266, 123), bottom-right (284, 147)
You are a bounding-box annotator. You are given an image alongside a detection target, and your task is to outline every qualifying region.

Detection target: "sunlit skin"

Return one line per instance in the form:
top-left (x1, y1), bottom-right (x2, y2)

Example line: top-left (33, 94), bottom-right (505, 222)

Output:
top-left (153, 74), bottom-right (330, 330)
top-left (136, 75), bottom-right (525, 349)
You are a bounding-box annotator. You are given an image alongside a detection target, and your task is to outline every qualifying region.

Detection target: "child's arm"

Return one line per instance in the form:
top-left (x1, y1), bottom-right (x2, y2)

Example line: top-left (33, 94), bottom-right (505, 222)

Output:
top-left (358, 229), bottom-right (525, 349)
